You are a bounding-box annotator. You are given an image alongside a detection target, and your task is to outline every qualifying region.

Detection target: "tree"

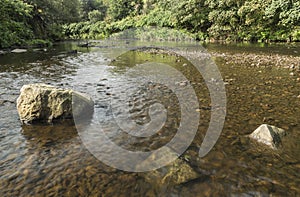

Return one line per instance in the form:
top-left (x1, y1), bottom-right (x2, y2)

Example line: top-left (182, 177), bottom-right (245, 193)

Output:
top-left (26, 0), bottom-right (82, 24)
top-left (0, 0), bottom-right (33, 48)
top-left (81, 0), bottom-right (107, 20)
top-left (88, 10), bottom-right (105, 22)
top-left (158, 0), bottom-right (210, 33)
top-left (105, 0), bottom-right (143, 21)
top-left (205, 0), bottom-right (246, 40)
top-left (238, 0), bottom-right (271, 41)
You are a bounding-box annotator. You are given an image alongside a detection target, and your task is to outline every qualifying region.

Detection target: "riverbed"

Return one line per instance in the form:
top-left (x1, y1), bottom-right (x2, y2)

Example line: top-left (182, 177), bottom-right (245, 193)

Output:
top-left (0, 41), bottom-right (299, 196)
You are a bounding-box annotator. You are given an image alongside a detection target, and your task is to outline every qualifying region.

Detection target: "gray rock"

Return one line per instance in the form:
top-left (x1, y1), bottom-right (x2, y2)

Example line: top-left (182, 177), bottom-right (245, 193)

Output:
top-left (249, 124), bottom-right (286, 149)
top-left (17, 84), bottom-right (94, 124)
top-left (0, 50), bottom-right (7, 55)
top-left (11, 49), bottom-right (27, 53)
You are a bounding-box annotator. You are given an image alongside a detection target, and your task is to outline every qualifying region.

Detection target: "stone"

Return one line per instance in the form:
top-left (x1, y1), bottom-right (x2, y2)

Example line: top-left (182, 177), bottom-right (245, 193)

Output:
top-left (138, 148), bottom-right (199, 185)
top-left (175, 81), bottom-right (189, 87)
top-left (11, 49), bottom-right (27, 53)
top-left (0, 50), bottom-right (7, 55)
top-left (249, 124), bottom-right (286, 149)
top-left (17, 84), bottom-right (94, 124)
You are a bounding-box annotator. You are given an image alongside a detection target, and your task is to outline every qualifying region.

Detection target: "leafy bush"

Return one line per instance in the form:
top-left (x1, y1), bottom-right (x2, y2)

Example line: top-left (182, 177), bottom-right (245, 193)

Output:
top-left (0, 0), bottom-right (34, 48)
top-left (88, 10), bottom-right (105, 22)
top-left (53, 0), bottom-right (300, 43)
top-left (26, 39), bottom-right (52, 48)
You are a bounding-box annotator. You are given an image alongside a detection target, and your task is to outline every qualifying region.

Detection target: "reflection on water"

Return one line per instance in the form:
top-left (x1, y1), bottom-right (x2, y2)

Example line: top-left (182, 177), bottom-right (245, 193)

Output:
top-left (0, 41), bottom-right (299, 196)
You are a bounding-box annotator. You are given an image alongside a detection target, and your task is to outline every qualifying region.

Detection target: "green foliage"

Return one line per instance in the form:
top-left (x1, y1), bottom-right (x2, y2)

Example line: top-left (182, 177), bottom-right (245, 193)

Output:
top-left (159, 0), bottom-right (209, 32)
top-left (105, 0), bottom-right (142, 21)
top-left (50, 0), bottom-right (300, 43)
top-left (26, 39), bottom-right (52, 48)
top-left (0, 0), bottom-right (86, 48)
top-left (81, 0), bottom-right (107, 20)
top-left (0, 0), bottom-right (34, 48)
top-left (2, 0), bottom-right (300, 49)
top-left (27, 0), bottom-right (82, 24)
top-left (136, 7), bottom-right (175, 27)
top-left (88, 10), bottom-right (105, 22)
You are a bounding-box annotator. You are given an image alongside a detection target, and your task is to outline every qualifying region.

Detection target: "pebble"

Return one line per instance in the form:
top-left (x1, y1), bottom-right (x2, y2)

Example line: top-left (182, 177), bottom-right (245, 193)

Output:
top-left (176, 81), bottom-right (188, 87)
top-left (297, 95), bottom-right (300, 99)
top-left (290, 64), bottom-right (295, 69)
top-left (290, 72), bottom-right (295, 76)
top-left (23, 169), bottom-right (29, 176)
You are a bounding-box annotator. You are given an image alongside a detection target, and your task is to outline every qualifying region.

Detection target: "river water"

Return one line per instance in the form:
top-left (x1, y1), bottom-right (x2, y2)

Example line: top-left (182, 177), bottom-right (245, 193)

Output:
top-left (0, 41), bottom-right (299, 196)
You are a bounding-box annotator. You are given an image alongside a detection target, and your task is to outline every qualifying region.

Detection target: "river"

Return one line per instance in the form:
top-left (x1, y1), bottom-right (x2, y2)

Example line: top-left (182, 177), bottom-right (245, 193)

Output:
top-left (0, 41), bottom-right (299, 196)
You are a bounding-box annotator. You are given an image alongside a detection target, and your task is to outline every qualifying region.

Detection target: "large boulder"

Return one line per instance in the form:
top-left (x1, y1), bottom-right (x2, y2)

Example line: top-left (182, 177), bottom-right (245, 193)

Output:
top-left (17, 84), bottom-right (94, 124)
top-left (249, 124), bottom-right (286, 149)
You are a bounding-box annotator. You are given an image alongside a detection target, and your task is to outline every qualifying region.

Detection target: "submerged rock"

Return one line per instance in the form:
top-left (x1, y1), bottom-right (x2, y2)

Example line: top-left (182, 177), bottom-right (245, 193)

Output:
top-left (17, 84), bottom-right (94, 124)
top-left (147, 159), bottom-right (199, 185)
top-left (11, 49), bottom-right (27, 53)
top-left (249, 124), bottom-right (286, 149)
top-left (138, 148), bottom-right (199, 185)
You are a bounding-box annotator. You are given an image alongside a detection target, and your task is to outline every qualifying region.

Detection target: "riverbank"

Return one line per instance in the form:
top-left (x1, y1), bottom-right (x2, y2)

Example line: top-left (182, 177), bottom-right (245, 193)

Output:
top-left (0, 39), bottom-right (52, 55)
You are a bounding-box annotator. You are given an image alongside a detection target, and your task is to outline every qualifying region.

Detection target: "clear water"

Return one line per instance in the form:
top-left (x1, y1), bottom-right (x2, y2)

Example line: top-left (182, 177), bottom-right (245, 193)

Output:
top-left (0, 41), bottom-right (299, 196)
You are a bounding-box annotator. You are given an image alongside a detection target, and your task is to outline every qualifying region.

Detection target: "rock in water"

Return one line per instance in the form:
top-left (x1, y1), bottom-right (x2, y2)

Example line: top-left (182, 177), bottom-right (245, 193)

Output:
top-left (17, 84), bottom-right (94, 124)
top-left (249, 124), bottom-right (286, 149)
top-left (144, 158), bottom-right (199, 185)
top-left (11, 49), bottom-right (27, 53)
top-left (0, 50), bottom-right (7, 55)
top-left (137, 148), bottom-right (199, 185)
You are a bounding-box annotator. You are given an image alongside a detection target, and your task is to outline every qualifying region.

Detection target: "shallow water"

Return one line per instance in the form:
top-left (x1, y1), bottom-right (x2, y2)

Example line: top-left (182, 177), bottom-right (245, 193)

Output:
top-left (0, 41), bottom-right (299, 196)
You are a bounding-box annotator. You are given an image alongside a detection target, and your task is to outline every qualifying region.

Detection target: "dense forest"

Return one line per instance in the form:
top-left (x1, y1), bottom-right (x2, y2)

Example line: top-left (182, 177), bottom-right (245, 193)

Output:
top-left (1, 0), bottom-right (300, 48)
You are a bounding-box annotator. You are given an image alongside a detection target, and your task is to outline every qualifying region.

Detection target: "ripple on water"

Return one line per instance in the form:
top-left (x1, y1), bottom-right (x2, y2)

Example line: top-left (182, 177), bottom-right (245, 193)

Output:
top-left (0, 43), bottom-right (299, 196)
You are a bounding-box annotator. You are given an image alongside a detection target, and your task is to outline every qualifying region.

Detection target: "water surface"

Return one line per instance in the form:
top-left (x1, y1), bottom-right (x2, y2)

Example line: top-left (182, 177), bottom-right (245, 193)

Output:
top-left (0, 41), bottom-right (299, 196)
